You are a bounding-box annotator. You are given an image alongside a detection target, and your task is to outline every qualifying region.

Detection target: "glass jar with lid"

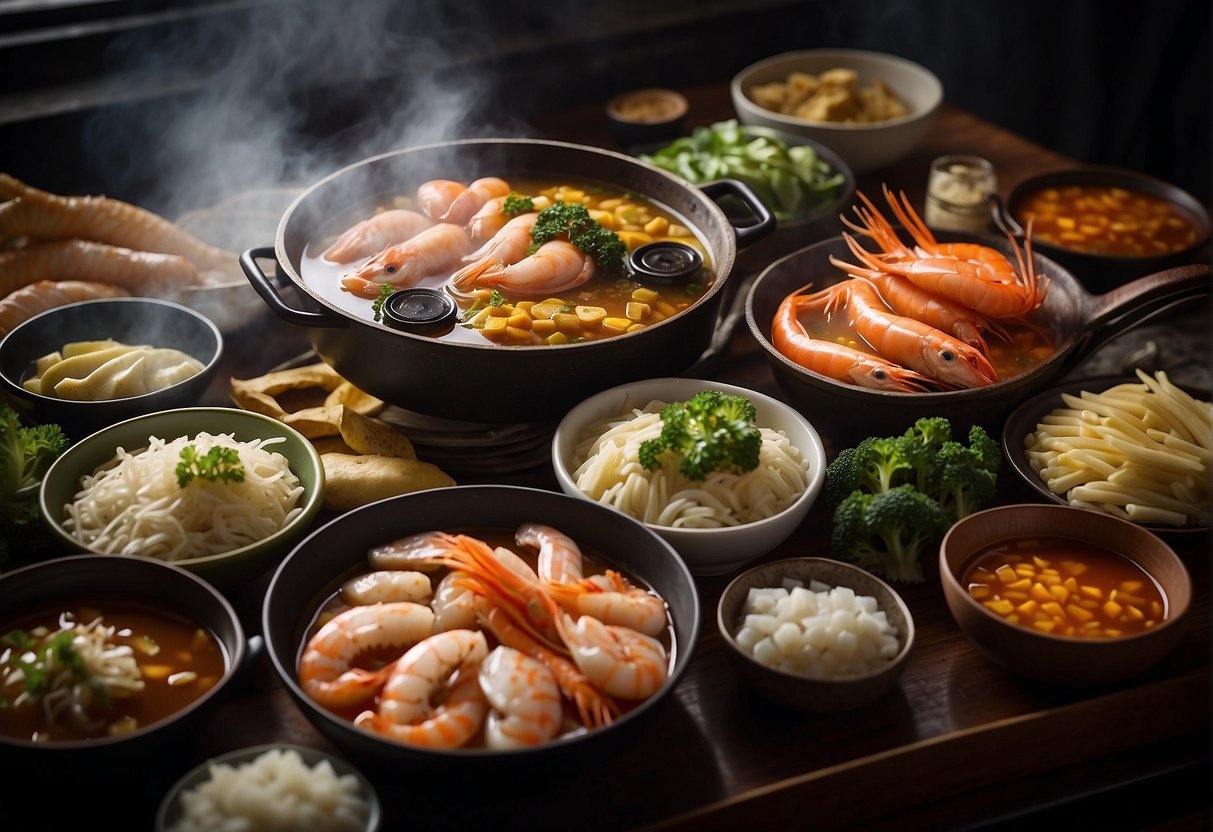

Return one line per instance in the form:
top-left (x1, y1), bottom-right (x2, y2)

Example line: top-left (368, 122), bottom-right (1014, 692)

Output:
top-left (924, 155), bottom-right (997, 234)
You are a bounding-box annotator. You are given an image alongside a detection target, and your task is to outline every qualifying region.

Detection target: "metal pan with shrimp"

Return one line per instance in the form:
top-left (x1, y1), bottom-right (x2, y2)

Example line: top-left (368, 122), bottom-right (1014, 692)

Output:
top-left (262, 485), bottom-right (699, 766)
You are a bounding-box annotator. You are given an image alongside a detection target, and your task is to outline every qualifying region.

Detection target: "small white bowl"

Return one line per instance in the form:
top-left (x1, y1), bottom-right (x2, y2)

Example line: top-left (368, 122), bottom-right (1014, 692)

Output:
top-left (552, 377), bottom-right (826, 576)
top-left (731, 48), bottom-right (943, 173)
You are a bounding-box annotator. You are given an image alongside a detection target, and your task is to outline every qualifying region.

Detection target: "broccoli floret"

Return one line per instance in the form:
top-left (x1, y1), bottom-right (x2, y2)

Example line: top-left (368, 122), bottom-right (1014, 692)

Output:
top-left (831, 485), bottom-right (949, 583)
top-left (852, 435), bottom-right (916, 494)
top-left (1, 406), bottom-right (69, 568)
top-left (637, 390), bottom-right (761, 481)
top-left (965, 424), bottom-right (1002, 475)
top-left (928, 427), bottom-right (1001, 521)
top-left (824, 445), bottom-right (859, 507)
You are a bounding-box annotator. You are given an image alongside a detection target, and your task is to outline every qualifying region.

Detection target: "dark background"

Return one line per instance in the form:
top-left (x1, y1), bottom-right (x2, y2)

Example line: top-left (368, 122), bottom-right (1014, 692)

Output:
top-left (1, 0), bottom-right (1209, 215)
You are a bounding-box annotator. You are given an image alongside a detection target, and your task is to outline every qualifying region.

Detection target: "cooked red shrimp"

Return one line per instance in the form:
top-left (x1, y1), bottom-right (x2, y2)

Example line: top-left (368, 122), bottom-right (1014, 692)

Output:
top-left (515, 521), bottom-right (583, 585)
top-left (298, 601), bottom-right (436, 710)
top-left (544, 571), bottom-right (669, 638)
top-left (437, 177), bottom-right (511, 225)
top-left (415, 179), bottom-right (467, 221)
top-left (770, 283), bottom-right (931, 392)
top-left (463, 239), bottom-right (595, 296)
top-left (0, 175), bottom-right (237, 270)
top-left (466, 195), bottom-right (510, 244)
top-left (341, 223), bottom-right (470, 298)
top-left (0, 280), bottom-right (129, 336)
top-left (558, 613), bottom-right (668, 700)
top-left (0, 240), bottom-right (200, 297)
top-left (321, 208), bottom-right (432, 263)
top-left (448, 212), bottom-right (537, 293)
top-left (340, 570), bottom-right (433, 606)
top-left (354, 629), bottom-right (489, 748)
top-left (478, 645), bottom-right (563, 749)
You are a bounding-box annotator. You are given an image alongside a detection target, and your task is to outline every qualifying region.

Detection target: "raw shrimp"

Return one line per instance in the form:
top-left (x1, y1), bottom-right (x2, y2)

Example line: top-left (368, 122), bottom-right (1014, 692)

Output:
top-left (340, 223), bottom-right (471, 299)
top-left (0, 174), bottom-right (237, 271)
top-left (514, 521), bottom-right (583, 585)
top-left (559, 614), bottom-right (668, 700)
top-left (800, 278), bottom-right (997, 388)
top-left (466, 195), bottom-right (509, 244)
top-left (354, 629), bottom-right (489, 748)
top-left (0, 240), bottom-right (200, 298)
top-left (437, 177), bottom-right (511, 225)
top-left (431, 571), bottom-right (478, 632)
top-left (770, 283), bottom-right (932, 392)
top-left (298, 601), bottom-right (436, 710)
top-left (544, 571), bottom-right (669, 638)
top-left (415, 180), bottom-right (466, 221)
top-left (0, 280), bottom-right (128, 337)
top-left (476, 600), bottom-right (618, 729)
top-left (461, 239), bottom-right (595, 296)
top-left (340, 571), bottom-right (432, 606)
top-left (448, 212), bottom-right (538, 293)
top-left (322, 209), bottom-right (432, 263)
top-left (368, 531), bottom-right (453, 572)
top-left (477, 645), bottom-right (563, 749)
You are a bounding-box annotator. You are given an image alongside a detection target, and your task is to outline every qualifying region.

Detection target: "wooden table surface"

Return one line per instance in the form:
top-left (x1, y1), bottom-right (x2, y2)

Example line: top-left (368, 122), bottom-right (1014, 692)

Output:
top-left (12, 82), bottom-right (1208, 831)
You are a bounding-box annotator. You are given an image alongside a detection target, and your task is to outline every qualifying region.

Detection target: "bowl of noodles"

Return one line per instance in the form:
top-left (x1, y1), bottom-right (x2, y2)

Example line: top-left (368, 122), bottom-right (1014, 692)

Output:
top-left (38, 407), bottom-right (325, 587)
top-left (553, 377), bottom-right (827, 576)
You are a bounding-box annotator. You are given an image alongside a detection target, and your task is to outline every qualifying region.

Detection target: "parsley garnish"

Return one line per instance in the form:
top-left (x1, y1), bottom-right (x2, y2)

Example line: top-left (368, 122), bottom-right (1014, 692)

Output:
top-left (371, 284), bottom-right (395, 322)
top-left (528, 202), bottom-right (627, 273)
top-left (176, 445), bottom-right (245, 488)
top-left (502, 193), bottom-right (535, 216)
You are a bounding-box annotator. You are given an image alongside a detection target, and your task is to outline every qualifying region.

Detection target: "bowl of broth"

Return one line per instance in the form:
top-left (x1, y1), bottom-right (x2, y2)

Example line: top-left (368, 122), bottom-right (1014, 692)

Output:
top-left (939, 503), bottom-right (1192, 685)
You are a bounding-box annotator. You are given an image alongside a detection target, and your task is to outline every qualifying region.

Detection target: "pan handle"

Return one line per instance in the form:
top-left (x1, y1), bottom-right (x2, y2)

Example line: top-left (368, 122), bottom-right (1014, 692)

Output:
top-left (240, 247), bottom-right (347, 329)
top-left (699, 179), bottom-right (777, 249)
top-left (1079, 263), bottom-right (1209, 352)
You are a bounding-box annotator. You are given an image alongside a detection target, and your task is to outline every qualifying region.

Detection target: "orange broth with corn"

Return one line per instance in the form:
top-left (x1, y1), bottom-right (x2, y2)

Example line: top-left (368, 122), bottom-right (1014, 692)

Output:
top-left (963, 537), bottom-right (1167, 638)
top-left (300, 179), bottom-right (713, 346)
top-left (1014, 184), bottom-right (1201, 257)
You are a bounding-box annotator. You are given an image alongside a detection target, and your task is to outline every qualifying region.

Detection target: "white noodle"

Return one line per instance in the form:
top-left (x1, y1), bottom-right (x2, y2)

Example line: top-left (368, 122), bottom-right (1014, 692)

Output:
top-left (63, 431), bottom-right (305, 560)
top-left (571, 399), bottom-right (810, 528)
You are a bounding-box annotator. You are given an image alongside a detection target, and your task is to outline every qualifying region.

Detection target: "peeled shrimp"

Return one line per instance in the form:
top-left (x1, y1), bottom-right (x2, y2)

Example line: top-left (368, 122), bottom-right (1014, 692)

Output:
top-left (466, 195), bottom-right (510, 244)
top-left (478, 645), bottom-right (563, 749)
top-left (340, 571), bottom-right (433, 606)
top-left (298, 601), bottom-right (436, 710)
top-left (368, 531), bottom-right (453, 572)
top-left (0, 280), bottom-right (129, 336)
top-left (340, 223), bottom-right (470, 299)
top-left (431, 570), bottom-right (478, 632)
top-left (461, 239), bottom-right (594, 296)
top-left (0, 239), bottom-right (200, 298)
top-left (354, 629), bottom-right (489, 748)
top-left (559, 614), bottom-right (668, 700)
top-left (322, 209), bottom-right (432, 263)
top-left (0, 174), bottom-right (237, 271)
top-left (514, 521), bottom-right (583, 585)
top-left (448, 212), bottom-right (538, 293)
top-left (416, 179), bottom-right (468, 221)
top-left (437, 177), bottom-right (511, 225)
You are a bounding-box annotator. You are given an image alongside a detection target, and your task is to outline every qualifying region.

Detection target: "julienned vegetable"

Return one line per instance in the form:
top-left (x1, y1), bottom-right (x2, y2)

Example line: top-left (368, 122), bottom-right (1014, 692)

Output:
top-left (638, 119), bottom-right (845, 220)
top-left (637, 390), bottom-right (762, 481)
top-left (0, 405), bottom-right (69, 568)
top-left (826, 417), bottom-right (1000, 582)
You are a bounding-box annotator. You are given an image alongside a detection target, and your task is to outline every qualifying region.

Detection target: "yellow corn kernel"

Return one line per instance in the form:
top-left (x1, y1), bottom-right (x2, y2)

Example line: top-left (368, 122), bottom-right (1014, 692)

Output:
top-left (1120, 579), bottom-right (1144, 593)
top-left (140, 665), bottom-right (173, 680)
top-left (553, 313), bottom-right (581, 333)
top-left (1150, 601), bottom-right (1163, 618)
top-left (514, 300), bottom-right (534, 314)
top-left (643, 216), bottom-right (669, 236)
top-left (1079, 585), bottom-right (1102, 600)
top-left (627, 322), bottom-right (646, 333)
top-left (1002, 591), bottom-right (1029, 601)
top-left (1033, 620), bottom-right (1057, 633)
top-left (632, 287), bottom-right (660, 303)
top-left (1048, 584), bottom-right (1070, 603)
top-left (559, 188), bottom-right (586, 204)
top-left (995, 565), bottom-right (1017, 583)
top-left (545, 331), bottom-right (570, 345)
top-left (667, 223), bottom-right (690, 238)
top-left (486, 305), bottom-right (510, 317)
top-left (1057, 216), bottom-right (1076, 230)
top-left (1032, 555), bottom-right (1051, 569)
top-left (506, 312), bottom-right (532, 330)
top-left (1117, 593), bottom-right (1146, 606)
top-left (1014, 564), bottom-right (1036, 578)
top-left (625, 302), bottom-right (651, 321)
top-left (530, 195), bottom-right (553, 211)
top-left (531, 318), bottom-right (556, 337)
top-left (1038, 572), bottom-right (1062, 586)
top-left (1040, 601), bottom-right (1064, 617)
top-left (1030, 582), bottom-right (1054, 603)
top-left (1104, 628), bottom-right (1123, 638)
top-left (616, 230), bottom-right (653, 250)
top-left (575, 305), bottom-right (607, 328)
top-left (1063, 576), bottom-right (1078, 592)
top-left (597, 198), bottom-right (624, 211)
top-left (589, 209), bottom-right (618, 230)
top-left (1077, 599), bottom-right (1099, 610)
top-left (1065, 604), bottom-right (1094, 623)
top-left (480, 316), bottom-right (509, 341)
top-left (1015, 599), bottom-right (1039, 616)
top-left (504, 326), bottom-right (534, 344)
top-left (969, 586), bottom-right (992, 600)
top-left (1124, 604), bottom-right (1144, 621)
top-left (1103, 599), bottom-right (1123, 618)
top-left (602, 317), bottom-right (632, 334)
top-left (983, 599), bottom-right (1015, 616)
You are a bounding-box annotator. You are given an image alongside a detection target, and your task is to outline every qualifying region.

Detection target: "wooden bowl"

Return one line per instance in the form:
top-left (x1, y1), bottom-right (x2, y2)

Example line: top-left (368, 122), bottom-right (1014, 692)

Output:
top-left (939, 504), bottom-right (1192, 685)
top-left (717, 557), bottom-right (914, 711)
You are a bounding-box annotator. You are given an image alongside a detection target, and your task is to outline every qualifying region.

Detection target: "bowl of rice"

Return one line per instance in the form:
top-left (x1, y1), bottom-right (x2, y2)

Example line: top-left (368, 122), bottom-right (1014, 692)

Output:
top-left (38, 407), bottom-right (325, 587)
top-left (717, 557), bottom-right (915, 711)
top-left (552, 377), bottom-right (827, 576)
top-left (156, 743), bottom-right (380, 832)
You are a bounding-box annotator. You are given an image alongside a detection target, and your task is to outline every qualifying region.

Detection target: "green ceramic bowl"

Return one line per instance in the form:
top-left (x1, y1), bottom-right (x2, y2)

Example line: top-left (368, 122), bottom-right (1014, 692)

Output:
top-left (39, 407), bottom-right (324, 588)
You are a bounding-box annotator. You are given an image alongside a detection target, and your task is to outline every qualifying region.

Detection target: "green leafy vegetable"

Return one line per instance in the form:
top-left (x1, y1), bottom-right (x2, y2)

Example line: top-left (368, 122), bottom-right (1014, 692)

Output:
top-left (1, 405), bottom-right (69, 569)
top-left (502, 193), bottom-right (535, 216)
top-left (371, 283), bottom-right (395, 322)
top-left (825, 417), bottom-right (1001, 582)
top-left (638, 119), bottom-right (846, 220)
top-left (175, 445), bottom-right (245, 487)
top-left (529, 202), bottom-right (627, 273)
top-left (637, 390), bottom-right (762, 481)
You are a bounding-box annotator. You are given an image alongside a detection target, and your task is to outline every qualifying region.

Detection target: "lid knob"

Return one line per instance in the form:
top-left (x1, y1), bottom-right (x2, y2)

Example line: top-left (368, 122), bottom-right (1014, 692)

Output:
top-left (627, 241), bottom-right (704, 284)
top-left (382, 288), bottom-right (457, 334)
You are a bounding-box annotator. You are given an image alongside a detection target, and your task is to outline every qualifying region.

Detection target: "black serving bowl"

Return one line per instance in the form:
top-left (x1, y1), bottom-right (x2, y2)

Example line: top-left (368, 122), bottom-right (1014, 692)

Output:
top-left (745, 233), bottom-right (1209, 447)
top-left (1001, 374), bottom-right (1210, 537)
top-left (0, 554), bottom-right (248, 776)
top-left (0, 297), bottom-right (223, 441)
top-left (262, 484), bottom-right (700, 769)
top-left (996, 166), bottom-right (1211, 292)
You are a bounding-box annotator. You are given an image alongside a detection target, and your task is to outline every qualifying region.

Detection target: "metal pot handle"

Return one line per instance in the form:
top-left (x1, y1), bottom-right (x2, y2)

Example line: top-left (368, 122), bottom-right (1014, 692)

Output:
top-left (1079, 263), bottom-right (1209, 354)
top-left (699, 179), bottom-right (777, 249)
top-left (240, 247), bottom-right (347, 328)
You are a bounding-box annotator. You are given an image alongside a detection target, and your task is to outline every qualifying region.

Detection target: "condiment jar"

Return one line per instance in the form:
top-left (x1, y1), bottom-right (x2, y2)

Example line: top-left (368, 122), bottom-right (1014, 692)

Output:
top-left (924, 155), bottom-right (997, 234)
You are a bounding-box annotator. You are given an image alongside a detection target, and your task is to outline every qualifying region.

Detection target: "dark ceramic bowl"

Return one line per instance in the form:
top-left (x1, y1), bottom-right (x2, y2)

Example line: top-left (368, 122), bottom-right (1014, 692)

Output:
top-left (262, 484), bottom-right (700, 767)
top-left (745, 234), bottom-right (1209, 447)
top-left (940, 504), bottom-right (1192, 685)
top-left (0, 297), bottom-right (223, 442)
top-left (1001, 374), bottom-right (1210, 536)
top-left (39, 407), bottom-right (325, 588)
top-left (606, 88), bottom-right (689, 149)
top-left (996, 166), bottom-right (1211, 291)
top-left (0, 554), bottom-right (247, 775)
